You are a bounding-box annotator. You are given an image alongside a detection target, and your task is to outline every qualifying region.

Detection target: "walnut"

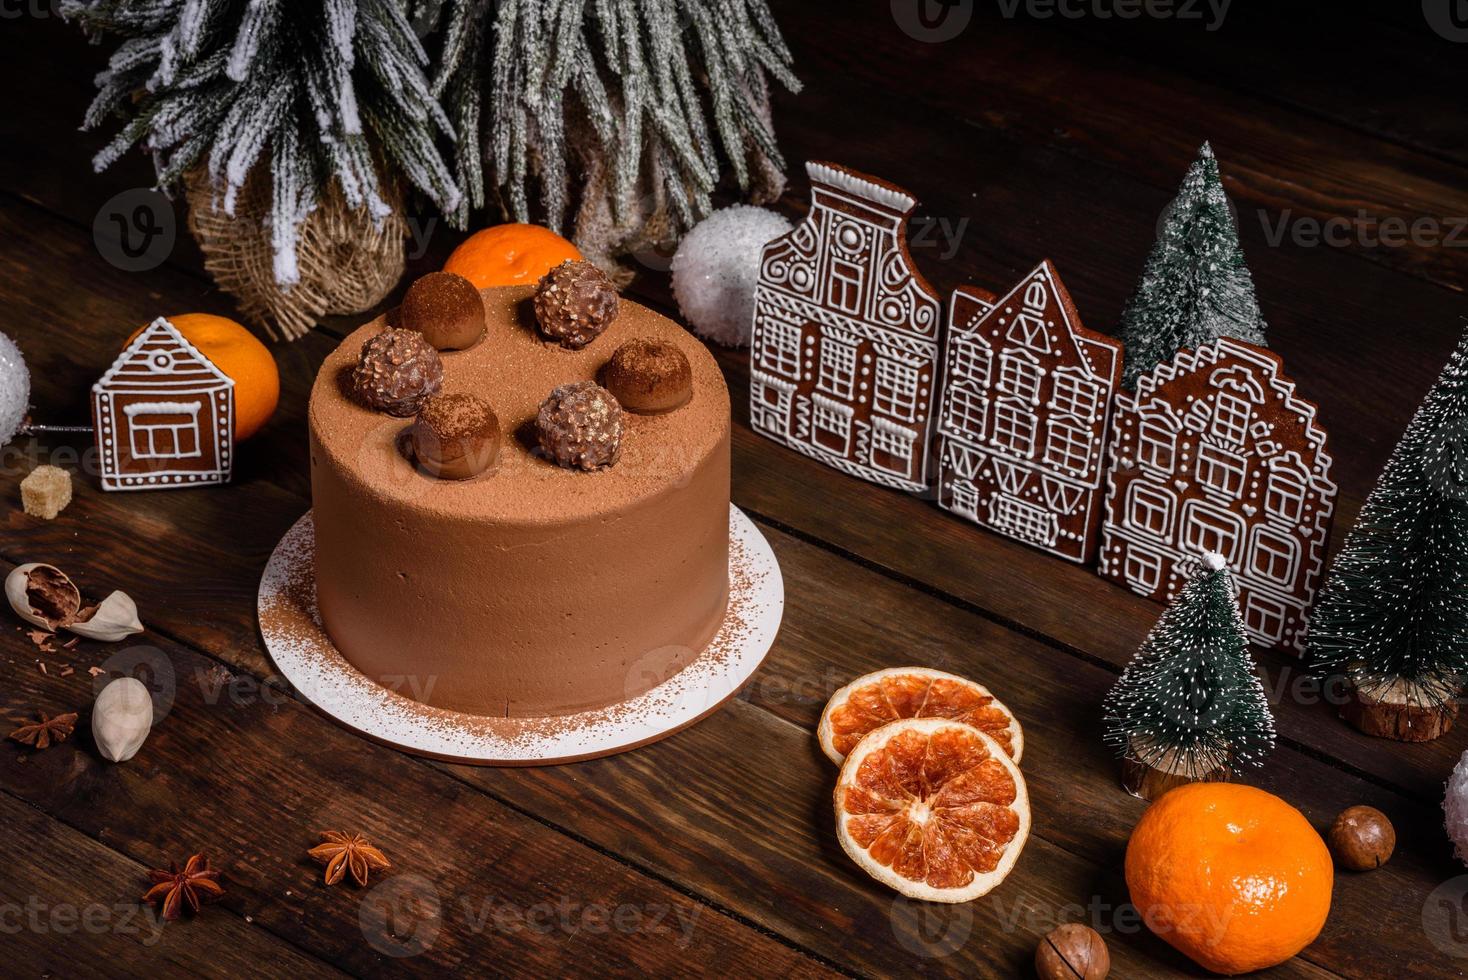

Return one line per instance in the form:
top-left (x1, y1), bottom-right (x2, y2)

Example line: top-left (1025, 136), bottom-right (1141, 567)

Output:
top-left (1035, 923), bottom-right (1109, 980)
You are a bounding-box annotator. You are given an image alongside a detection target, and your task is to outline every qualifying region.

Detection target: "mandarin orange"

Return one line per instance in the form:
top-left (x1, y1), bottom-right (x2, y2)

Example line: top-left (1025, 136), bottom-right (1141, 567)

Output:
top-left (443, 224), bottom-right (583, 289)
top-left (127, 314), bottom-right (279, 441)
top-left (1125, 783), bottom-right (1333, 975)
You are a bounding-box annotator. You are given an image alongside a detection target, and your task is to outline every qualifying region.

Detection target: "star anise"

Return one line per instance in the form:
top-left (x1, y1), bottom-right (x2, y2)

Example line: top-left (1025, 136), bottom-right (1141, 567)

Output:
top-left (142, 853), bottom-right (225, 920)
top-left (7, 711), bottom-right (78, 749)
top-left (308, 831), bottom-right (391, 887)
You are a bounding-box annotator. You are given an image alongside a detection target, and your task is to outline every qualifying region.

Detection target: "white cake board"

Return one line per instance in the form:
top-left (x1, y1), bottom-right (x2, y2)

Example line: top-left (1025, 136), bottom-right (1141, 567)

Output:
top-left (258, 506), bottom-right (783, 765)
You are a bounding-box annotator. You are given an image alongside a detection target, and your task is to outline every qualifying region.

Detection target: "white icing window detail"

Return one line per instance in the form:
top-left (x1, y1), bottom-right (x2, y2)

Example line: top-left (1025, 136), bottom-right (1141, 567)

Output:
top-left (1251, 527), bottom-right (1299, 585)
top-left (991, 495), bottom-right (1054, 545)
top-left (999, 352), bottom-right (1042, 402)
top-left (870, 417), bottom-right (917, 476)
top-left (1245, 593), bottom-right (1288, 643)
top-left (1138, 417), bottom-right (1176, 472)
top-left (1042, 477), bottom-right (1083, 514)
top-left (829, 258), bottom-right (863, 314)
top-left (1266, 469), bottom-right (1307, 523)
top-left (1183, 502), bottom-right (1246, 563)
top-left (1212, 393), bottom-right (1252, 445)
top-left (951, 479), bottom-right (979, 518)
top-left (811, 394), bottom-right (854, 454)
top-left (124, 401), bottom-right (203, 460)
top-left (1050, 373), bottom-right (1099, 420)
top-left (1125, 550), bottom-right (1163, 593)
top-left (819, 336), bottom-right (858, 399)
top-left (951, 339), bottom-right (991, 387)
top-left (992, 460), bottom-right (1027, 495)
top-left (1005, 311), bottom-right (1051, 353)
top-left (1197, 443), bottom-right (1248, 498)
top-left (992, 399), bottom-right (1036, 456)
top-left (874, 357), bottom-right (921, 422)
top-left (947, 386), bottom-right (987, 437)
top-left (1044, 418), bottom-right (1092, 476)
top-left (1127, 483), bottom-right (1174, 536)
top-left (760, 321), bottom-right (802, 378)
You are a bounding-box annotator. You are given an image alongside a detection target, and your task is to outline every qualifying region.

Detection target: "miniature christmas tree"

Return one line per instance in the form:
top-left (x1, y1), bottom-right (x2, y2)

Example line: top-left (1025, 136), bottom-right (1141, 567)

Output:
top-left (1104, 553), bottom-right (1276, 800)
top-left (65, 0), bottom-right (462, 286)
top-left (1118, 143), bottom-right (1268, 390)
top-left (1306, 327), bottom-right (1468, 741)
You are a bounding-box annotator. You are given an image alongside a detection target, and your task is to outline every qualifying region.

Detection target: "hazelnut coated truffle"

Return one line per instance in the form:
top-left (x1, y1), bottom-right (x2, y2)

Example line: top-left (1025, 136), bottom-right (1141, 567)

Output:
top-left (603, 338), bottom-right (693, 415)
top-left (352, 328), bottom-right (443, 417)
top-left (533, 259), bottom-right (619, 349)
top-left (410, 393), bottom-right (502, 480)
top-left (400, 271), bottom-right (486, 351)
top-left (536, 381), bottom-right (623, 471)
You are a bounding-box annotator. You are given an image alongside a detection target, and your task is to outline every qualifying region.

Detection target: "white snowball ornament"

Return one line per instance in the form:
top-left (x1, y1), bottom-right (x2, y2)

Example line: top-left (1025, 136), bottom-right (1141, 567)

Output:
top-left (671, 205), bottom-right (792, 347)
top-left (0, 330), bottom-right (30, 445)
top-left (1447, 749), bottom-right (1468, 864)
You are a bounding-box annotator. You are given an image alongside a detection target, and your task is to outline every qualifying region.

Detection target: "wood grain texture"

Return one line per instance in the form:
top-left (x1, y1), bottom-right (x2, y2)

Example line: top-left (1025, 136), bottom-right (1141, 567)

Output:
top-left (1, 4), bottom-right (1465, 977)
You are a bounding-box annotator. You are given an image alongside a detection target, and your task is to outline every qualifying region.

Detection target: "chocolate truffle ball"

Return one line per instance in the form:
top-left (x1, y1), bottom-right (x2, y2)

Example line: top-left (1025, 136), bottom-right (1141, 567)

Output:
top-left (400, 271), bottom-right (485, 351)
top-left (410, 393), bottom-right (502, 480)
top-left (536, 381), bottom-right (623, 471)
top-left (533, 259), bottom-right (619, 349)
top-left (351, 328), bottom-right (443, 417)
top-left (603, 338), bottom-right (693, 415)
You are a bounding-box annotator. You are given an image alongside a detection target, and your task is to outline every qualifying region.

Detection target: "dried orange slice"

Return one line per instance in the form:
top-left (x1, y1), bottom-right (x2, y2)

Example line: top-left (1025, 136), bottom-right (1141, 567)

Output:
top-left (818, 667), bottom-right (1023, 766)
top-left (835, 718), bottom-right (1031, 903)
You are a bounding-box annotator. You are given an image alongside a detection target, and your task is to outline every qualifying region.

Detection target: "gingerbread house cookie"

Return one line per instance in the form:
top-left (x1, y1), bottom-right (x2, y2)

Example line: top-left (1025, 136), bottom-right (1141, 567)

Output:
top-left (92, 317), bottom-right (235, 491)
top-left (750, 161), bottom-right (942, 492)
top-left (1097, 336), bottom-right (1336, 652)
top-left (935, 260), bottom-right (1123, 563)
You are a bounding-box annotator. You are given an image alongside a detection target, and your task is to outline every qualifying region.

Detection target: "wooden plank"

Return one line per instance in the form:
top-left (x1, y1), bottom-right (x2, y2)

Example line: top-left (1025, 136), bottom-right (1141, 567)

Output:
top-left (0, 790), bottom-right (341, 979)
top-left (0, 608), bottom-right (839, 977)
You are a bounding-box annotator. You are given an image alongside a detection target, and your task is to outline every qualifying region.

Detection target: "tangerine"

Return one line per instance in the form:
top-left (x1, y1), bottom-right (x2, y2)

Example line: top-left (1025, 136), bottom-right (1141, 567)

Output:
top-left (443, 224), bottom-right (583, 289)
top-left (127, 314), bottom-right (279, 441)
top-left (1125, 783), bottom-right (1333, 974)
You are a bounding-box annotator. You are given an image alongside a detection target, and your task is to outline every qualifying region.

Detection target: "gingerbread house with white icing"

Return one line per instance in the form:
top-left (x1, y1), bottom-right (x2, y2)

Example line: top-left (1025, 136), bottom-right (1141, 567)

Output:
top-left (934, 260), bottom-right (1123, 562)
top-left (1097, 336), bottom-right (1336, 652)
top-left (750, 161), bottom-right (942, 492)
top-left (92, 317), bottom-right (234, 491)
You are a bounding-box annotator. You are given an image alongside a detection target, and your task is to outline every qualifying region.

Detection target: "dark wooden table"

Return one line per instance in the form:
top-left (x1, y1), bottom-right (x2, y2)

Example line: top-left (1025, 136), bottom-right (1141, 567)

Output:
top-left (2, 3), bottom-right (1465, 976)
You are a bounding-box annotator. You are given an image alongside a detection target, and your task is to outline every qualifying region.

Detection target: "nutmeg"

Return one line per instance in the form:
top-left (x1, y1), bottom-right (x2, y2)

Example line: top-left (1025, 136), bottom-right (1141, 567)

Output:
top-left (1328, 805), bottom-right (1395, 871)
top-left (1035, 923), bottom-right (1109, 980)
top-left (536, 381), bottom-right (623, 471)
top-left (603, 338), bottom-right (693, 415)
top-left (410, 393), bottom-right (502, 480)
top-left (400, 271), bottom-right (485, 351)
top-left (352, 329), bottom-right (444, 417)
top-left (533, 259), bottom-right (619, 349)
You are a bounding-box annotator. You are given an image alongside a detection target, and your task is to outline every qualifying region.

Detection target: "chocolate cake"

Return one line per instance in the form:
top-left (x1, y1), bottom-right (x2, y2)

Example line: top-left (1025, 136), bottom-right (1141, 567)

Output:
top-left (308, 286), bottom-right (731, 717)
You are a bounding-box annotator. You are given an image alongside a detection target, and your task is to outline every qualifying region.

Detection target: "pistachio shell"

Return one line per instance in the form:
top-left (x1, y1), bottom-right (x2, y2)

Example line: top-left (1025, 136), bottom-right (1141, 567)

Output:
top-left (5, 563), bottom-right (82, 630)
top-left (92, 676), bottom-right (153, 763)
top-left (66, 591), bottom-right (143, 642)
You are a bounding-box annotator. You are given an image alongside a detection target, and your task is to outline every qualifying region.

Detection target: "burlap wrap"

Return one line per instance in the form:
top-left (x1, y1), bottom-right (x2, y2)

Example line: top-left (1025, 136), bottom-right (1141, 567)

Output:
top-left (185, 167), bottom-right (405, 342)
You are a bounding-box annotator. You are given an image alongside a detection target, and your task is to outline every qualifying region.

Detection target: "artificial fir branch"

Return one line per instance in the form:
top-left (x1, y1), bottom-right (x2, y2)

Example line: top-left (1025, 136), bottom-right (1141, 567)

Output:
top-left (1119, 142), bottom-right (1268, 390)
top-left (1306, 326), bottom-right (1468, 709)
top-left (1104, 553), bottom-right (1276, 779)
top-left (428, 0), bottom-right (800, 244)
top-left (64, 0), bottom-right (462, 286)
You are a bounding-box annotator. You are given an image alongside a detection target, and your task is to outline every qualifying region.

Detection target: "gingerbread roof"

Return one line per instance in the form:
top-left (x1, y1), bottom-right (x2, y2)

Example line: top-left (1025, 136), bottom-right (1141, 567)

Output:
top-left (93, 318), bottom-right (233, 395)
